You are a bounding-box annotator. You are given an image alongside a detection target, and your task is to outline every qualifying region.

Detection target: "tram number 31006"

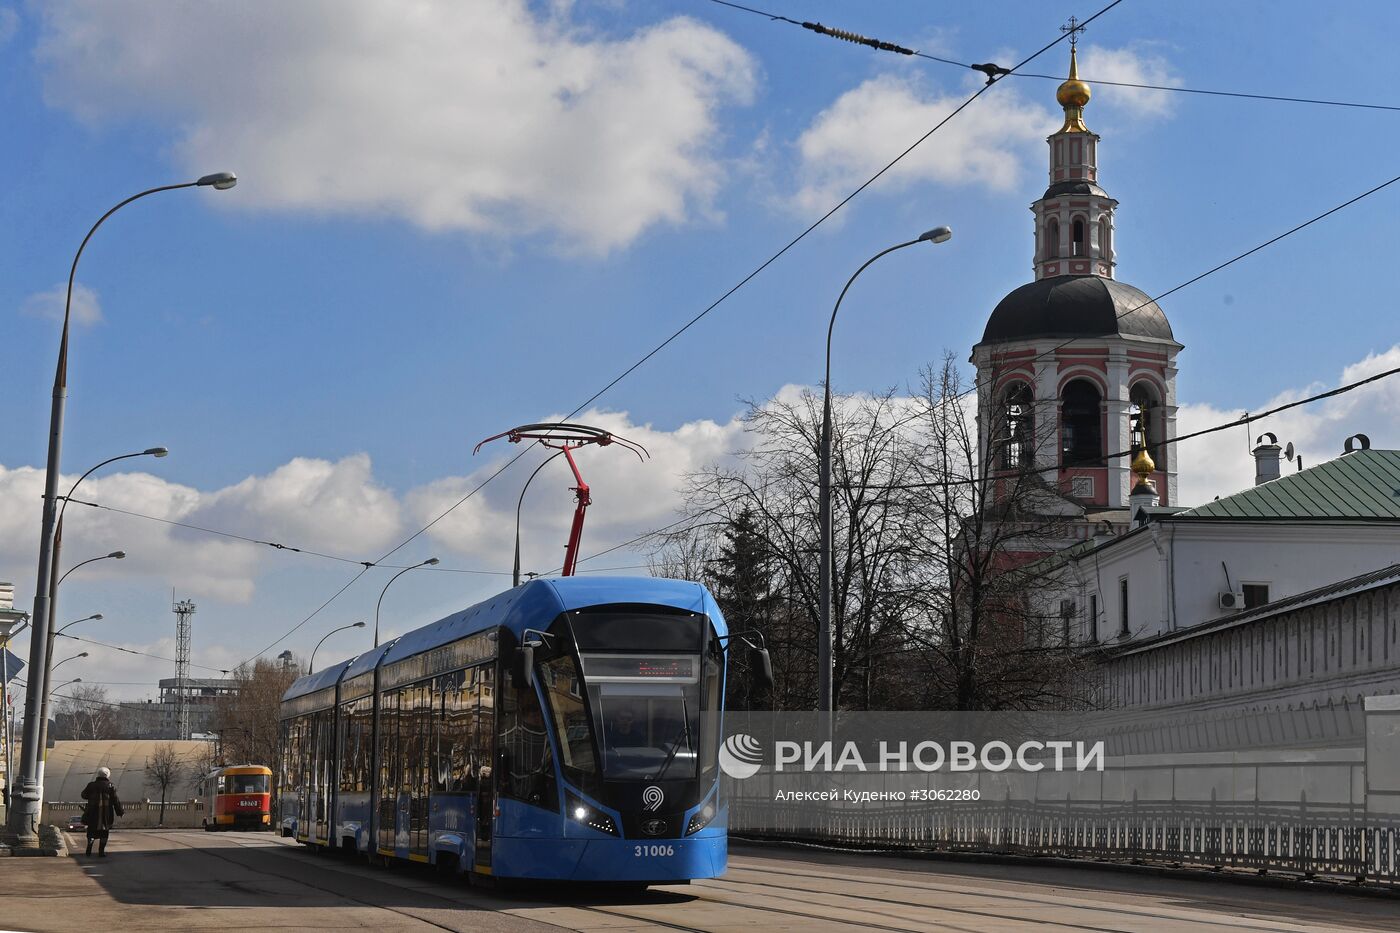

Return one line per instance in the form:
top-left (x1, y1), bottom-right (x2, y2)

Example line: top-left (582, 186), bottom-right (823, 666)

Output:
top-left (633, 844), bottom-right (675, 857)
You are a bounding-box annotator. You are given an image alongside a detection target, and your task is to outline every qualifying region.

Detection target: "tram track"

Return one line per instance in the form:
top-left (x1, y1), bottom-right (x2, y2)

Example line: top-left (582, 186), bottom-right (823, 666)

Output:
top-left (134, 830), bottom-right (1385, 933)
top-left (716, 860), bottom-right (1311, 932)
top-left (142, 830), bottom-right (497, 933)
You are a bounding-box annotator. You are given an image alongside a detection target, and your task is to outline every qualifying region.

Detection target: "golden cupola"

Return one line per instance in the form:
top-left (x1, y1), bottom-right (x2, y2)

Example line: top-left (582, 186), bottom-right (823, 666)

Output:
top-left (1056, 46), bottom-right (1091, 133)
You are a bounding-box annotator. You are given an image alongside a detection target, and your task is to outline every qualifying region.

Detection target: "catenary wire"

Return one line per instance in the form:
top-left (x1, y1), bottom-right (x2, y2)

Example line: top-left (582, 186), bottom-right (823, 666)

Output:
top-left (56, 631), bottom-right (231, 675)
top-left (703, 0), bottom-right (1400, 113)
top-left (559, 0), bottom-right (1122, 425)
top-left (852, 361), bottom-right (1400, 492)
top-left (542, 174), bottom-right (1400, 566)
top-left (58, 495), bottom-right (511, 576)
top-left (243, 3), bottom-right (1124, 662)
top-left (954, 170), bottom-right (1400, 408)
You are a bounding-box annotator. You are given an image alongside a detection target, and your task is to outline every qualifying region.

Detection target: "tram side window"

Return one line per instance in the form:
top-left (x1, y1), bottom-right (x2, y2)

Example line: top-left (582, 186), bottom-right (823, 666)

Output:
top-left (497, 666), bottom-right (558, 811)
top-left (432, 672), bottom-right (459, 794)
top-left (378, 690), bottom-right (397, 798)
top-left (475, 666), bottom-right (494, 790)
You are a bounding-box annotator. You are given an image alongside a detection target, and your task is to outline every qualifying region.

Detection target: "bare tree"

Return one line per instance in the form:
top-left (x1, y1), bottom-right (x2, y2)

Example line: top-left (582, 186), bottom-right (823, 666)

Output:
top-left (899, 356), bottom-right (1093, 710)
top-left (56, 684), bottom-right (120, 740)
top-left (656, 356), bottom-right (1098, 711)
top-left (146, 742), bottom-right (184, 826)
top-left (210, 658), bottom-right (298, 768)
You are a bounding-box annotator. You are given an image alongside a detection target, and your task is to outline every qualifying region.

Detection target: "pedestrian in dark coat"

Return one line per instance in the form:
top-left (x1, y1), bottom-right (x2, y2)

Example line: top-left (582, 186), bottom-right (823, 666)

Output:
top-left (80, 766), bottom-right (123, 856)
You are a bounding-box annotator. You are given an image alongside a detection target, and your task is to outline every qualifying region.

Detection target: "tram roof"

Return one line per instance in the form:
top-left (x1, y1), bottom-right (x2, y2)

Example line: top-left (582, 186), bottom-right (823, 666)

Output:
top-left (282, 656), bottom-right (353, 702)
top-left (284, 576), bottom-right (718, 702)
top-left (340, 640), bottom-right (396, 683)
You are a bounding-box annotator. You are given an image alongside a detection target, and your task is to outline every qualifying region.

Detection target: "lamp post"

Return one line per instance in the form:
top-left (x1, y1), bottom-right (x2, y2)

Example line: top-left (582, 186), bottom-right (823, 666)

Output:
top-left (38, 545), bottom-right (128, 806)
top-left (0, 608), bottom-right (27, 819)
top-left (374, 558), bottom-right (439, 648)
top-left (818, 227), bottom-right (952, 715)
top-left (12, 171), bottom-right (234, 843)
top-left (515, 450), bottom-right (564, 587)
top-left (309, 621), bottom-right (366, 674)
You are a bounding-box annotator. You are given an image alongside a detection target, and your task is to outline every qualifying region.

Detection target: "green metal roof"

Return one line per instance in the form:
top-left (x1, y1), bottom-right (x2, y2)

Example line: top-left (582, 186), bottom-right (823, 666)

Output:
top-left (1176, 449), bottom-right (1400, 521)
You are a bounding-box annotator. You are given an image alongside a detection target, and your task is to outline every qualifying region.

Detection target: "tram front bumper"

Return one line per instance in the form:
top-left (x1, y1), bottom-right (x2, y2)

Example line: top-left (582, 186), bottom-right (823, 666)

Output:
top-left (492, 832), bottom-right (727, 882)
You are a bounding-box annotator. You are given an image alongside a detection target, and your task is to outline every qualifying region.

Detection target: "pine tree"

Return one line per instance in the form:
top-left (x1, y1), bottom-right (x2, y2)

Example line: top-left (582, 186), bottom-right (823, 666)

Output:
top-left (710, 507), bottom-right (777, 707)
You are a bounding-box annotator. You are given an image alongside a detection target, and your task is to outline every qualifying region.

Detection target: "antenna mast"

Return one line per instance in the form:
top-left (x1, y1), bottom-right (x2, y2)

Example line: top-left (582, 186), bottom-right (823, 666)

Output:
top-left (173, 597), bottom-right (196, 740)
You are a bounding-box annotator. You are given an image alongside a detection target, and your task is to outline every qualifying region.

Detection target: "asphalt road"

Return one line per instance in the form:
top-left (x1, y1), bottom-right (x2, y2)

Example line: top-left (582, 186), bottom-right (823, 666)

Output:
top-left (0, 829), bottom-right (1396, 932)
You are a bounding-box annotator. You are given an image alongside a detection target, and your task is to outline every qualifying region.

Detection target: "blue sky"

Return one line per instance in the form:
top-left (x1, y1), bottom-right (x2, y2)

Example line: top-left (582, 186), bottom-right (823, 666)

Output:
top-left (3, 0), bottom-right (1399, 700)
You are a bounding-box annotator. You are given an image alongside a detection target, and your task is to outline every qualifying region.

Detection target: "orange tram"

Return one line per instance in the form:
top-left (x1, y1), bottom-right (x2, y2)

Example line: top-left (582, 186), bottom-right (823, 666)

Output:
top-left (202, 764), bottom-right (273, 831)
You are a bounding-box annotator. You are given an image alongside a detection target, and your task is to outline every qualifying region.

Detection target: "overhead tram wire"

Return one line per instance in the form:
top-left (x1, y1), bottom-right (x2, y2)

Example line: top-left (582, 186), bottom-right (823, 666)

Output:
top-left (704, 0), bottom-right (1400, 113)
top-left (852, 361), bottom-right (1400, 493)
top-left (58, 495), bottom-right (511, 576)
top-left (560, 356), bottom-right (1400, 565)
top-left (542, 173), bottom-right (1400, 574)
top-left (56, 631), bottom-right (230, 675)
top-left (954, 169), bottom-right (1400, 408)
top-left (560, 0), bottom-right (1122, 425)
top-left (241, 4), bottom-right (1125, 663)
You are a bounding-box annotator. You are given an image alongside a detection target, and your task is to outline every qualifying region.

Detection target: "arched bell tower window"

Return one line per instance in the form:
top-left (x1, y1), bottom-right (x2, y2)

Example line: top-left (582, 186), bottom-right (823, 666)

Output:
top-left (1130, 382), bottom-right (1165, 469)
top-left (1099, 218), bottom-right (1110, 261)
top-left (1072, 217), bottom-right (1086, 257)
top-left (1045, 218), bottom-right (1060, 259)
top-left (998, 382), bottom-right (1034, 470)
top-left (1061, 379), bottom-right (1103, 466)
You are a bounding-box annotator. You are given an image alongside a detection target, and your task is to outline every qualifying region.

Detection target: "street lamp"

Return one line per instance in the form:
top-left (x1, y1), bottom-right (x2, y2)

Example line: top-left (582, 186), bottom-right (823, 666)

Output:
top-left (37, 544), bottom-right (128, 806)
top-left (56, 613), bottom-right (103, 636)
top-left (309, 621), bottom-right (366, 674)
top-left (13, 172), bottom-right (234, 844)
top-left (51, 652), bottom-right (87, 674)
top-left (51, 677), bottom-right (82, 695)
top-left (374, 558), bottom-right (439, 648)
top-left (818, 227), bottom-right (952, 715)
top-left (514, 450), bottom-right (565, 587)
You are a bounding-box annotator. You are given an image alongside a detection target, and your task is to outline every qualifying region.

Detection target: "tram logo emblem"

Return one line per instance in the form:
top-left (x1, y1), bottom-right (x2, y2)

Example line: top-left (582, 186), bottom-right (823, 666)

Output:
top-left (641, 785), bottom-right (665, 811)
top-left (719, 733), bottom-right (764, 780)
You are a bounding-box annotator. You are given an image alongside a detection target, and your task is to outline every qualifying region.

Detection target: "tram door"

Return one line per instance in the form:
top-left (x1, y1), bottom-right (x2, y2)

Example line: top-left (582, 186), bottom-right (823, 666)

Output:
top-left (408, 682), bottom-right (430, 858)
top-left (473, 665), bottom-right (495, 872)
top-left (376, 690), bottom-right (398, 853)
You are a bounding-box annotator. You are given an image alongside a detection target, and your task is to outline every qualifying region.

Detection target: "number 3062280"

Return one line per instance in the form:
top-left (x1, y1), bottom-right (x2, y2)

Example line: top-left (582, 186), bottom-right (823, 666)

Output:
top-left (633, 844), bottom-right (675, 857)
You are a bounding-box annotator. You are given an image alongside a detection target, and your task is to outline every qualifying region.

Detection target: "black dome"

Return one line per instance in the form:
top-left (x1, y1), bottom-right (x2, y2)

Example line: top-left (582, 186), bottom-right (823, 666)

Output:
top-left (1042, 179), bottom-right (1109, 199)
top-left (981, 275), bottom-right (1174, 345)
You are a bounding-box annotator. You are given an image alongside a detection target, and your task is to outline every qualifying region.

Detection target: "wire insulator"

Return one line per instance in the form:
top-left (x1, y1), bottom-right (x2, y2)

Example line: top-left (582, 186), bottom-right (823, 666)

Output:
top-left (802, 21), bottom-right (913, 55)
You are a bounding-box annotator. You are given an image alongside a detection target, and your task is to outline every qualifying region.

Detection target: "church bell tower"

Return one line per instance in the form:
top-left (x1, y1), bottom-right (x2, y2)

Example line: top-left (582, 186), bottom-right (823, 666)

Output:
top-left (971, 37), bottom-right (1183, 523)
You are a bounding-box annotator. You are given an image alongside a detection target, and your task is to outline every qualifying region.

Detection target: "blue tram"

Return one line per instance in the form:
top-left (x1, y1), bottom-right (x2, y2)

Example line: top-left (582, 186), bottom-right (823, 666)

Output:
top-left (279, 576), bottom-right (761, 884)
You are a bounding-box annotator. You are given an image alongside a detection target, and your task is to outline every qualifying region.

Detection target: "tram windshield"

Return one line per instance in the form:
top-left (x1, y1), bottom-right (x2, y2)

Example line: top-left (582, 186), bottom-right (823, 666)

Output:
top-left (582, 654), bottom-right (700, 781)
top-left (227, 773), bottom-right (269, 794)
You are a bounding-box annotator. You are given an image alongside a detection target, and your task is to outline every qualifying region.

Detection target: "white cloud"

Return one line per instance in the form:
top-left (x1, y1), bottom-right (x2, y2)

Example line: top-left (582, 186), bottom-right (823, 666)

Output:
top-left (35, 1), bottom-right (757, 254)
top-left (789, 73), bottom-right (1057, 214)
top-left (1076, 43), bottom-right (1181, 119)
top-left (1176, 345), bottom-right (1400, 506)
top-left (787, 42), bottom-right (1180, 213)
top-left (20, 282), bottom-right (102, 326)
top-left (193, 454), bottom-right (401, 557)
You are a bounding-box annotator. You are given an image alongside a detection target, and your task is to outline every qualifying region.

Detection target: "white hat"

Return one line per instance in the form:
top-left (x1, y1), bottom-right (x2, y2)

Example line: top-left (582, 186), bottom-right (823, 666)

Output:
top-left (97, 767), bottom-right (111, 779)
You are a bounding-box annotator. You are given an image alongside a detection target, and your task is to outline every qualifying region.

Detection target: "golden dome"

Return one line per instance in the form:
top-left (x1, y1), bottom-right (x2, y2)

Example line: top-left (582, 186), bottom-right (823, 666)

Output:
top-left (1131, 446), bottom-right (1156, 479)
top-left (1056, 47), bottom-right (1091, 132)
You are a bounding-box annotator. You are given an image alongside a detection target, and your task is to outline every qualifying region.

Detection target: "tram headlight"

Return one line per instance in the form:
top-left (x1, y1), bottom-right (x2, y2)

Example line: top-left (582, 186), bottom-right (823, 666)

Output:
top-left (686, 801), bottom-right (717, 835)
top-left (565, 792), bottom-right (617, 836)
